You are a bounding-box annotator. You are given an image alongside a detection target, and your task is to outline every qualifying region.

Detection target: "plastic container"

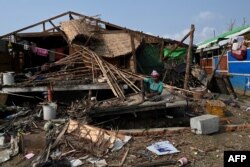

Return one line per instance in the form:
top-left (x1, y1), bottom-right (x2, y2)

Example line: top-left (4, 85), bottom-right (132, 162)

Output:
top-left (3, 72), bottom-right (14, 85)
top-left (43, 103), bottom-right (57, 120)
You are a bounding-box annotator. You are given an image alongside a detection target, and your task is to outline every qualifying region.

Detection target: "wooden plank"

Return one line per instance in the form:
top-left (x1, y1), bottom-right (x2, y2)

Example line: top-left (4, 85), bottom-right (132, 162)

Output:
top-left (89, 100), bottom-right (190, 117)
top-left (1, 83), bottom-right (111, 93)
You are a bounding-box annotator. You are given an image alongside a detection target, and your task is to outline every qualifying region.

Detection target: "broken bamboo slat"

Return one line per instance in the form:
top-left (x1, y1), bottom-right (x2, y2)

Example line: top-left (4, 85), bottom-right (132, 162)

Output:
top-left (93, 53), bottom-right (119, 98)
top-left (103, 61), bottom-right (125, 98)
top-left (109, 65), bottom-right (140, 93)
top-left (105, 63), bottom-right (125, 98)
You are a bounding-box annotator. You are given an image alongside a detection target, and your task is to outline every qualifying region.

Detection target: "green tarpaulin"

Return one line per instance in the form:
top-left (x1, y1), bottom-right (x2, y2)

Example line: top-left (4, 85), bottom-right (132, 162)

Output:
top-left (163, 48), bottom-right (187, 59)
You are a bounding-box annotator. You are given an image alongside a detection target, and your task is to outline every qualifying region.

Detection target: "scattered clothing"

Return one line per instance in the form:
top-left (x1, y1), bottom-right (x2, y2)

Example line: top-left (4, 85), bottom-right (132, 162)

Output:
top-left (36, 48), bottom-right (48, 57)
top-left (32, 47), bottom-right (48, 57)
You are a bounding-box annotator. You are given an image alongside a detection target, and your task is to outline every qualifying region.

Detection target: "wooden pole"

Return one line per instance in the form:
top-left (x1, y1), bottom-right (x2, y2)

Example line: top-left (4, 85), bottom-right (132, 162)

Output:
top-left (184, 24), bottom-right (195, 90)
top-left (162, 29), bottom-right (192, 61)
top-left (207, 47), bottom-right (227, 86)
top-left (43, 23), bottom-right (46, 32)
top-left (159, 40), bottom-right (164, 61)
top-left (130, 32), bottom-right (137, 72)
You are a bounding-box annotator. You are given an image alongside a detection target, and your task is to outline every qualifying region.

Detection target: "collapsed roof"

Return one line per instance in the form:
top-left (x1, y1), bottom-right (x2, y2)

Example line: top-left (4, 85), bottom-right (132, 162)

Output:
top-left (0, 11), bottom-right (186, 58)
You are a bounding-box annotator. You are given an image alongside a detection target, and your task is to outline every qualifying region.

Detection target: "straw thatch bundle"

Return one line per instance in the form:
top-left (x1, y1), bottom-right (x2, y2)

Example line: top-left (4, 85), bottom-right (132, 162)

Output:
top-left (92, 32), bottom-right (140, 57)
top-left (61, 19), bottom-right (96, 43)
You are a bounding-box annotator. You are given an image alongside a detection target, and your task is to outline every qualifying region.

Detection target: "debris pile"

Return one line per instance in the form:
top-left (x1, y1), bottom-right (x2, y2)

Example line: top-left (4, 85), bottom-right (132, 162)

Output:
top-left (0, 11), bottom-right (250, 167)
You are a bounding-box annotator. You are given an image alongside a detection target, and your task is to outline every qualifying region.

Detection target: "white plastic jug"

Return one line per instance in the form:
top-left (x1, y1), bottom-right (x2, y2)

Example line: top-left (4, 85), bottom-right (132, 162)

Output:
top-left (43, 103), bottom-right (57, 120)
top-left (3, 72), bottom-right (14, 85)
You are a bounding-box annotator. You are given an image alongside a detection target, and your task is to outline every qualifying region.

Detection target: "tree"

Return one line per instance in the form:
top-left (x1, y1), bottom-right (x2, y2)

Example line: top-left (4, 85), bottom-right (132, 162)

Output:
top-left (242, 17), bottom-right (247, 26)
top-left (228, 19), bottom-right (236, 31)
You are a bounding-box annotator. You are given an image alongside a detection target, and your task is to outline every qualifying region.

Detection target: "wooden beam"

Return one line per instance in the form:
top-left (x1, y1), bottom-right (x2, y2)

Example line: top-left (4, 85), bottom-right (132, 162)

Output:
top-left (0, 11), bottom-right (71, 39)
top-left (16, 32), bottom-right (62, 38)
top-left (43, 23), bottom-right (46, 32)
top-left (184, 24), bottom-right (195, 90)
top-left (69, 11), bottom-right (176, 44)
top-left (69, 13), bottom-right (74, 20)
top-left (49, 21), bottom-right (60, 32)
top-left (49, 20), bottom-right (69, 43)
top-left (1, 84), bottom-right (111, 93)
top-left (44, 26), bottom-right (61, 32)
top-left (160, 40), bottom-right (164, 61)
top-left (163, 28), bottom-right (192, 61)
top-left (1, 10), bottom-right (178, 46)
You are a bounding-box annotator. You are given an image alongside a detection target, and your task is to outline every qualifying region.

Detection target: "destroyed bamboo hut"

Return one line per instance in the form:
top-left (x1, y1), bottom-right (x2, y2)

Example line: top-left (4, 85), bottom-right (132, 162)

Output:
top-left (0, 11), bottom-right (200, 117)
top-left (1, 11), bottom-right (249, 167)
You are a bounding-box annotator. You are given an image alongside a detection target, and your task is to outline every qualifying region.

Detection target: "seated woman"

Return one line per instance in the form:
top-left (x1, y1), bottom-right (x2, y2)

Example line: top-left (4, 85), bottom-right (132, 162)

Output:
top-left (144, 70), bottom-right (164, 99)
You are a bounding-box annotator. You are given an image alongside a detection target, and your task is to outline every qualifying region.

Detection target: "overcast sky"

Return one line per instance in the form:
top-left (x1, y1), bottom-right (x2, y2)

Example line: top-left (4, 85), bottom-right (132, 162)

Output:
top-left (1, 0), bottom-right (249, 44)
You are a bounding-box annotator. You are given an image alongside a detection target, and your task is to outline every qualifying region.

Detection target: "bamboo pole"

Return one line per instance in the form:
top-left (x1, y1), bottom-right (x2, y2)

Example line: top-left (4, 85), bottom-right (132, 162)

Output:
top-left (109, 65), bottom-right (139, 93)
top-left (92, 53), bottom-right (119, 97)
top-left (109, 65), bottom-right (140, 92)
top-left (104, 60), bottom-right (125, 98)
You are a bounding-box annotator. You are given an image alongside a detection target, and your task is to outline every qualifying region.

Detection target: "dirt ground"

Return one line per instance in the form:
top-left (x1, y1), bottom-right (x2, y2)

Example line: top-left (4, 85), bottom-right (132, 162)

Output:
top-left (1, 95), bottom-right (250, 167)
top-left (3, 129), bottom-right (250, 167)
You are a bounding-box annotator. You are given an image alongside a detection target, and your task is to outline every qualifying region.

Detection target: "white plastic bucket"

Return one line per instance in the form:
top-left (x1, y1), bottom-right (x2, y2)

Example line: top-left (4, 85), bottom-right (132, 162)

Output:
top-left (49, 102), bottom-right (58, 111)
top-left (0, 73), bottom-right (3, 85)
top-left (43, 103), bottom-right (57, 120)
top-left (3, 72), bottom-right (14, 85)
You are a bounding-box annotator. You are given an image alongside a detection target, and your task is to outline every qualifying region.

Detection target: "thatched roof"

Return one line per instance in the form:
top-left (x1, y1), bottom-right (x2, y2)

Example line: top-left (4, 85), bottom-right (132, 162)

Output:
top-left (91, 32), bottom-right (141, 57)
top-left (61, 19), bottom-right (141, 57)
top-left (61, 19), bottom-right (96, 43)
